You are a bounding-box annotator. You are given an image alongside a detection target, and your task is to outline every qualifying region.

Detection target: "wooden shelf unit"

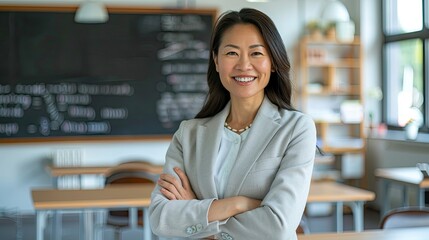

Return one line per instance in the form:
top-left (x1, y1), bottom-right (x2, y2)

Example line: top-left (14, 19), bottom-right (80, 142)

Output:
top-left (298, 36), bottom-right (365, 179)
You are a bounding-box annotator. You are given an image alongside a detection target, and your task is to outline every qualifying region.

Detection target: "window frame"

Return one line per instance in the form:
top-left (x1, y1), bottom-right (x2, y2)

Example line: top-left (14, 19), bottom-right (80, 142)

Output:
top-left (382, 0), bottom-right (429, 132)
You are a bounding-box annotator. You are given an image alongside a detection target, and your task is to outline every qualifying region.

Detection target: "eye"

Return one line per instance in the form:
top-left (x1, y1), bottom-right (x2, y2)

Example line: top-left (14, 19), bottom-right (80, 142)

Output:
top-left (251, 51), bottom-right (264, 56)
top-left (226, 51), bottom-right (238, 56)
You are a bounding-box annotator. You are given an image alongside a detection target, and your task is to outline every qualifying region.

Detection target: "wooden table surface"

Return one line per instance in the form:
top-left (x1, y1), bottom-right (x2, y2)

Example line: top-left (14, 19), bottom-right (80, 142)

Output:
top-left (308, 181), bottom-right (375, 202)
top-left (375, 167), bottom-right (429, 188)
top-left (32, 183), bottom-right (156, 240)
top-left (47, 162), bottom-right (164, 177)
top-left (32, 183), bottom-right (155, 209)
top-left (298, 227), bottom-right (429, 240)
top-left (47, 166), bottom-right (111, 177)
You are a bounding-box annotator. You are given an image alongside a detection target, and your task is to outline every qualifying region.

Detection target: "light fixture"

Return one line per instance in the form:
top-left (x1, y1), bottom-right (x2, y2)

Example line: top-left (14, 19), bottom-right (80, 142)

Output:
top-left (321, 0), bottom-right (350, 23)
top-left (246, 0), bottom-right (271, 2)
top-left (75, 0), bottom-right (109, 24)
top-left (320, 0), bottom-right (355, 42)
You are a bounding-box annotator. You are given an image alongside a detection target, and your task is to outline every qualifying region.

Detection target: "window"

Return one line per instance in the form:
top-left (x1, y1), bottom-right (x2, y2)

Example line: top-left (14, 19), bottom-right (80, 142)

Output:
top-left (383, 0), bottom-right (428, 131)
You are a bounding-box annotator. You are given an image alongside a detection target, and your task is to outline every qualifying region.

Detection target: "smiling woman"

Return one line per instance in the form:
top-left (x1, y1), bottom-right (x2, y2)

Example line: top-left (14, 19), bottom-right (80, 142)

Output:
top-left (149, 8), bottom-right (316, 240)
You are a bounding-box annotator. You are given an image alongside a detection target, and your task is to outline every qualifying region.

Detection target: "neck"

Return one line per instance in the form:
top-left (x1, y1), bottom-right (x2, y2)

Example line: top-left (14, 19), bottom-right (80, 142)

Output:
top-left (227, 95), bottom-right (264, 128)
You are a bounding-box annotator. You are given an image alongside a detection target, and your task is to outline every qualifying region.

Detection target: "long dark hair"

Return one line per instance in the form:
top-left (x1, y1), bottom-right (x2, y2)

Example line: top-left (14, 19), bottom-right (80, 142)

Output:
top-left (195, 8), bottom-right (295, 119)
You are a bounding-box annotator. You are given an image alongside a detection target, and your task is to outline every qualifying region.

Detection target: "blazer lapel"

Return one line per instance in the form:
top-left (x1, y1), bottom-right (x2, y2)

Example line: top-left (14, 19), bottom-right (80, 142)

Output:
top-left (195, 102), bottom-right (230, 198)
top-left (224, 97), bottom-right (281, 197)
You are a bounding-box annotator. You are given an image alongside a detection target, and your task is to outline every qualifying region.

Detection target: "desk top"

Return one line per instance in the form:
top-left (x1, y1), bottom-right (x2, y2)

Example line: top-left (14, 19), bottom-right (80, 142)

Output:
top-left (47, 165), bottom-right (111, 177)
top-left (375, 167), bottom-right (429, 188)
top-left (33, 179), bottom-right (374, 211)
top-left (32, 184), bottom-right (155, 210)
top-left (308, 182), bottom-right (375, 203)
top-left (47, 162), bottom-right (163, 177)
top-left (298, 227), bottom-right (429, 240)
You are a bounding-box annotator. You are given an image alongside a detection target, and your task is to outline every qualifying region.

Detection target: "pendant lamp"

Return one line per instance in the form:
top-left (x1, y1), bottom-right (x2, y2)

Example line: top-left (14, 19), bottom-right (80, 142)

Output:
top-left (75, 0), bottom-right (109, 24)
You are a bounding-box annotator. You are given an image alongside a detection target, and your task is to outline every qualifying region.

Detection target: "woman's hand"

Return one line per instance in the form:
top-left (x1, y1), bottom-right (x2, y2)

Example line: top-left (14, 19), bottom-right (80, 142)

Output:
top-left (158, 167), bottom-right (196, 200)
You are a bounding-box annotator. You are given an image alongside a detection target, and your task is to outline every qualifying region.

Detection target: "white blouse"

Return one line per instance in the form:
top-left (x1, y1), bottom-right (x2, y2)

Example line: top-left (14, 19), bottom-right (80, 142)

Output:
top-left (214, 127), bottom-right (250, 199)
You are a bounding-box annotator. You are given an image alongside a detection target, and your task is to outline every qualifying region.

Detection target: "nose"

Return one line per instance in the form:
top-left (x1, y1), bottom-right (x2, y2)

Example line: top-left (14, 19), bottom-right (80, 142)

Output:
top-left (235, 55), bottom-right (252, 71)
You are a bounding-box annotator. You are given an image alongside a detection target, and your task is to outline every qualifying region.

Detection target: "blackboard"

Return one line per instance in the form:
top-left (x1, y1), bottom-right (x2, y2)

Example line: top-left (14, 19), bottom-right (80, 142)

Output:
top-left (0, 6), bottom-right (216, 142)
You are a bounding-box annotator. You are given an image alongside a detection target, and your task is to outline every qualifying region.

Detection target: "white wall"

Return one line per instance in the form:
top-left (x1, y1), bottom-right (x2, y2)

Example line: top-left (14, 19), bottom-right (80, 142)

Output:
top-left (0, 0), bottom-right (374, 212)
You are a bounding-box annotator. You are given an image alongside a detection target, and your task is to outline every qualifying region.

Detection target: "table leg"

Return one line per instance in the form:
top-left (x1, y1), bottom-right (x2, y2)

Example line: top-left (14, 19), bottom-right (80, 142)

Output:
top-left (52, 210), bottom-right (62, 240)
top-left (380, 180), bottom-right (390, 216)
top-left (336, 202), bottom-right (343, 232)
top-left (143, 208), bottom-right (151, 240)
top-left (79, 211), bottom-right (84, 240)
top-left (403, 186), bottom-right (409, 206)
top-left (94, 210), bottom-right (105, 240)
top-left (83, 210), bottom-right (94, 240)
top-left (36, 211), bottom-right (46, 240)
top-left (350, 201), bottom-right (364, 232)
top-left (418, 187), bottom-right (425, 206)
top-left (129, 207), bottom-right (137, 229)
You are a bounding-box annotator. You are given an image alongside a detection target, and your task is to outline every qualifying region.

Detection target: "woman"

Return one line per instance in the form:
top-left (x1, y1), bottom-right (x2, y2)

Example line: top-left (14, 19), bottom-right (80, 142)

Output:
top-left (149, 8), bottom-right (316, 240)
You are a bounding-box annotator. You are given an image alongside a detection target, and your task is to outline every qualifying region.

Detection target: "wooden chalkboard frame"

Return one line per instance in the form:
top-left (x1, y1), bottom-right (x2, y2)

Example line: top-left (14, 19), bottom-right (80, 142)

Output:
top-left (0, 5), bottom-right (217, 143)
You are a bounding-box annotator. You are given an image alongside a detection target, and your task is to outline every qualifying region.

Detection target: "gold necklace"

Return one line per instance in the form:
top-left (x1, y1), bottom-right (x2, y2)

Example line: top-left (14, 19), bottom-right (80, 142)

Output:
top-left (224, 122), bottom-right (252, 133)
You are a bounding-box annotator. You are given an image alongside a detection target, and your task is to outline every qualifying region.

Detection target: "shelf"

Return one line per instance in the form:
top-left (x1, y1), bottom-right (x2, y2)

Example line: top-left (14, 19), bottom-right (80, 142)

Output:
top-left (306, 86), bottom-right (361, 95)
top-left (321, 146), bottom-right (364, 154)
top-left (298, 35), bottom-right (365, 180)
top-left (312, 169), bottom-right (341, 181)
top-left (306, 59), bottom-right (360, 68)
top-left (314, 120), bottom-right (362, 125)
top-left (302, 36), bottom-right (360, 45)
top-left (322, 138), bottom-right (364, 154)
top-left (315, 153), bottom-right (335, 165)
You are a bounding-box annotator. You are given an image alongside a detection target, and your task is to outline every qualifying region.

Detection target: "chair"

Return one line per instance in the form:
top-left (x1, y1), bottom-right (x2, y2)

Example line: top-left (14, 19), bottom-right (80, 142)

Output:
top-left (296, 216), bottom-right (310, 234)
top-left (379, 206), bottom-right (429, 229)
top-left (102, 161), bottom-right (162, 240)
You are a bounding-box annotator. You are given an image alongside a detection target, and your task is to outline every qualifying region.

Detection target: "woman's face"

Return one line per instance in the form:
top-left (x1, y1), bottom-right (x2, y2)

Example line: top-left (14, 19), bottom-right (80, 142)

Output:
top-left (214, 23), bottom-right (272, 101)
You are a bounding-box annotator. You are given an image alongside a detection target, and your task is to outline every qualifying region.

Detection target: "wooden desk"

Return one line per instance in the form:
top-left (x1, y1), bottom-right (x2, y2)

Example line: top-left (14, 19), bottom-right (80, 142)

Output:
top-left (298, 227), bottom-right (429, 240)
top-left (307, 182), bottom-right (375, 232)
top-left (375, 167), bottom-right (429, 215)
top-left (47, 162), bottom-right (163, 188)
top-left (47, 162), bottom-right (163, 177)
top-left (48, 166), bottom-right (111, 177)
top-left (32, 184), bottom-right (155, 240)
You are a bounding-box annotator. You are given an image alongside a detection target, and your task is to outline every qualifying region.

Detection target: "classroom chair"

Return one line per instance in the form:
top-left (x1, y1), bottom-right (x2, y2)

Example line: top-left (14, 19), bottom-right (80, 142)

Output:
top-left (379, 206), bottom-right (429, 229)
top-left (296, 216), bottom-right (310, 234)
top-left (101, 161), bottom-right (162, 240)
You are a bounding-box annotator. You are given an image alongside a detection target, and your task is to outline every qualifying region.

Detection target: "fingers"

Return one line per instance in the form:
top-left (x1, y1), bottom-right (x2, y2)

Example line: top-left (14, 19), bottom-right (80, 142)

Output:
top-left (173, 167), bottom-right (193, 199)
top-left (160, 187), bottom-right (177, 200)
top-left (174, 167), bottom-right (197, 199)
top-left (158, 173), bottom-right (182, 200)
top-left (174, 167), bottom-right (191, 190)
top-left (157, 168), bottom-right (196, 200)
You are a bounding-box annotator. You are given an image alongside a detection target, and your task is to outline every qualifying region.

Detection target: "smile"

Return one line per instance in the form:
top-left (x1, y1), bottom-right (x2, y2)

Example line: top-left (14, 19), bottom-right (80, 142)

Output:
top-left (234, 77), bottom-right (256, 83)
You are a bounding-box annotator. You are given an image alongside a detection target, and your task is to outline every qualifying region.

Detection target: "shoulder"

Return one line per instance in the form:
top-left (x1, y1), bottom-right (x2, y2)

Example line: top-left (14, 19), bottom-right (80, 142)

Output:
top-left (277, 109), bottom-right (316, 138)
top-left (280, 109), bottom-right (314, 126)
top-left (173, 116), bottom-right (216, 138)
top-left (178, 117), bottom-right (212, 130)
top-left (261, 97), bottom-right (314, 128)
top-left (259, 98), bottom-right (315, 135)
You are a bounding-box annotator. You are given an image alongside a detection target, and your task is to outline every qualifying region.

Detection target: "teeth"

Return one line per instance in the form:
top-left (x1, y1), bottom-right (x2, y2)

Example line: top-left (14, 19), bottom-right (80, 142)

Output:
top-left (234, 77), bottom-right (255, 82)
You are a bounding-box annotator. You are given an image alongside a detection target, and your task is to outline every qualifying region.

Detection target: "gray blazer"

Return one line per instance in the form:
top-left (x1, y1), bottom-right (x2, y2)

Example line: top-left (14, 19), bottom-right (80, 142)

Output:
top-left (149, 97), bottom-right (316, 240)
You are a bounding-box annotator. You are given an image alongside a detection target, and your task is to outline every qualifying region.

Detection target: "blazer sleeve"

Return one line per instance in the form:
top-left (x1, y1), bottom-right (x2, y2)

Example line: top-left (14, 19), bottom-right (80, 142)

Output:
top-left (217, 114), bottom-right (316, 240)
top-left (149, 121), bottom-right (221, 239)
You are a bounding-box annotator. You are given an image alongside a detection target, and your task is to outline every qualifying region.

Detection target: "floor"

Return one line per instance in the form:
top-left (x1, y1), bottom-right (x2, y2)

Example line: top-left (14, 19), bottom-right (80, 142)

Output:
top-left (0, 207), bottom-right (381, 240)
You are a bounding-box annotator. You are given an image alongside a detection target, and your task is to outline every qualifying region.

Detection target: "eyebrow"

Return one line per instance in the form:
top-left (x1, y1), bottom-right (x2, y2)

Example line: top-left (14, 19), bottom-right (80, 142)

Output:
top-left (223, 44), bottom-right (266, 49)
